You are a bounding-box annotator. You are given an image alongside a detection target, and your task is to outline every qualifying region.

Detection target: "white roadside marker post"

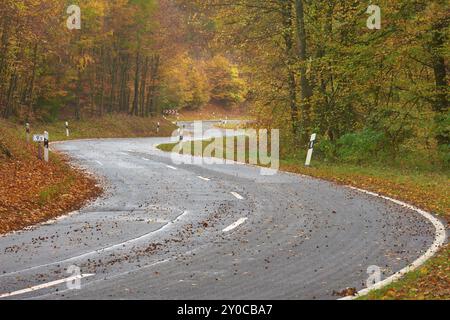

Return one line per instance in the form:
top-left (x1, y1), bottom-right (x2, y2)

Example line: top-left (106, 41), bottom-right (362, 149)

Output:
top-left (65, 121), bottom-right (70, 137)
top-left (25, 123), bottom-right (30, 143)
top-left (157, 121), bottom-right (160, 134)
top-left (179, 125), bottom-right (185, 141)
top-left (305, 133), bottom-right (317, 167)
top-left (44, 131), bottom-right (49, 162)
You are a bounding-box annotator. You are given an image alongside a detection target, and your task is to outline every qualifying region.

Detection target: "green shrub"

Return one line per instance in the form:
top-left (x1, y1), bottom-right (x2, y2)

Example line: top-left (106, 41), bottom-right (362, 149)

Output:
top-left (438, 144), bottom-right (450, 167)
top-left (317, 129), bottom-right (388, 164)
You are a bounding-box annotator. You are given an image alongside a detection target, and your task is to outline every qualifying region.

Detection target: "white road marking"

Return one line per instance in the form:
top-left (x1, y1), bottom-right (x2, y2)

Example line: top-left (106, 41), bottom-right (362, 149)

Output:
top-left (197, 176), bottom-right (211, 181)
top-left (0, 274), bottom-right (95, 299)
top-left (223, 217), bottom-right (248, 232)
top-left (95, 160), bottom-right (103, 166)
top-left (142, 158), bottom-right (150, 161)
top-left (119, 152), bottom-right (128, 155)
top-left (33, 259), bottom-right (172, 299)
top-left (230, 192), bottom-right (244, 200)
top-left (339, 186), bottom-right (447, 300)
top-left (166, 165), bottom-right (177, 170)
top-left (0, 211), bottom-right (190, 280)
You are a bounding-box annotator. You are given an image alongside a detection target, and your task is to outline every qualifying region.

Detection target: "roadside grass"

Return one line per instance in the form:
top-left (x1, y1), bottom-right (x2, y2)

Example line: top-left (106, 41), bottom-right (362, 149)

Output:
top-left (0, 114), bottom-right (176, 234)
top-left (27, 114), bottom-right (177, 142)
top-left (167, 104), bottom-right (252, 122)
top-left (213, 122), bottom-right (249, 130)
top-left (38, 176), bottom-right (74, 206)
top-left (158, 137), bottom-right (266, 163)
top-left (157, 137), bottom-right (450, 300)
top-left (360, 247), bottom-right (450, 300)
top-left (167, 115), bottom-right (253, 122)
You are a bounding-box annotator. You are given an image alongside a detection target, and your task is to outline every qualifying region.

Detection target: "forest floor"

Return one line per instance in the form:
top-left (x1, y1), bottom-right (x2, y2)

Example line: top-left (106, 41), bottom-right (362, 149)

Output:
top-left (0, 115), bottom-right (176, 235)
top-left (157, 138), bottom-right (449, 300)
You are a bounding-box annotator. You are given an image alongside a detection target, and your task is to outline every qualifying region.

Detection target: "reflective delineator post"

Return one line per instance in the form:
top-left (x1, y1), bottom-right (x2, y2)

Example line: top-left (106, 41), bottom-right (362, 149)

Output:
top-left (179, 125), bottom-right (184, 142)
top-left (305, 133), bottom-right (317, 167)
top-left (44, 131), bottom-right (49, 162)
top-left (157, 121), bottom-right (160, 134)
top-left (26, 123), bottom-right (30, 143)
top-left (65, 121), bottom-right (70, 137)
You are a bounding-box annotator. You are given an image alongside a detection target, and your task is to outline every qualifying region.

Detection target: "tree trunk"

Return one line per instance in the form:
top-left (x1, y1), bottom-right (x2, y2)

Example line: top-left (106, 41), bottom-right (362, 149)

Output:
top-left (294, 0), bottom-right (313, 136)
top-left (147, 54), bottom-right (160, 116)
top-left (0, 17), bottom-right (11, 111)
top-left (281, 0), bottom-right (300, 145)
top-left (109, 53), bottom-right (117, 114)
top-left (119, 54), bottom-right (130, 113)
top-left (3, 72), bottom-right (17, 118)
top-left (430, 18), bottom-right (449, 145)
top-left (99, 46), bottom-right (105, 117)
top-left (140, 57), bottom-right (148, 117)
top-left (131, 32), bottom-right (141, 117)
top-left (26, 43), bottom-right (38, 118)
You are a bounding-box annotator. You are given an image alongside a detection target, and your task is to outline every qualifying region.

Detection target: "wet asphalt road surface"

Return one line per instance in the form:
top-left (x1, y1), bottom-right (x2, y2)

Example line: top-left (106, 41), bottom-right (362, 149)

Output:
top-left (0, 121), bottom-right (440, 299)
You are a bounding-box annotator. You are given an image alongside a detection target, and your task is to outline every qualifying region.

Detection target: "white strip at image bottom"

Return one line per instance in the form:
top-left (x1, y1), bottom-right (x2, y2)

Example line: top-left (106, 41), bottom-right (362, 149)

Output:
top-left (0, 274), bottom-right (95, 299)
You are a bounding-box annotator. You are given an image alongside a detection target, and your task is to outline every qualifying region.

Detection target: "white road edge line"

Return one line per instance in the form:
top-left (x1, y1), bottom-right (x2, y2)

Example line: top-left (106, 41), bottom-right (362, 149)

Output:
top-left (166, 165), bottom-right (177, 170)
top-left (0, 274), bottom-right (95, 299)
top-left (95, 160), bottom-right (103, 166)
top-left (0, 211), bottom-right (189, 279)
top-left (230, 192), bottom-right (244, 200)
top-left (197, 176), bottom-right (210, 181)
top-left (339, 186), bottom-right (447, 300)
top-left (223, 217), bottom-right (248, 232)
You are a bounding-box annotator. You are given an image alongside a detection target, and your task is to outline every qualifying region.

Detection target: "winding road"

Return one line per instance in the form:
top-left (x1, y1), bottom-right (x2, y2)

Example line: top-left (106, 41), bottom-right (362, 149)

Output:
top-left (0, 121), bottom-right (445, 300)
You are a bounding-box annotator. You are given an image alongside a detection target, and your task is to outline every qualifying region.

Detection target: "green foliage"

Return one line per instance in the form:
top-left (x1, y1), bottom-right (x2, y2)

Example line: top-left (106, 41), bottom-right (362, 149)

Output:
top-left (434, 111), bottom-right (450, 146)
top-left (316, 129), bottom-right (388, 164)
top-left (438, 144), bottom-right (450, 167)
top-left (197, 0), bottom-right (449, 169)
top-left (334, 129), bottom-right (388, 164)
top-left (35, 96), bottom-right (71, 123)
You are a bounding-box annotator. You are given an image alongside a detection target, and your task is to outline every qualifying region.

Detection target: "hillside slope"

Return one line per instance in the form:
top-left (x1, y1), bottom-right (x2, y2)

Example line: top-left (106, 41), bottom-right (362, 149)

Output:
top-left (0, 115), bottom-right (176, 234)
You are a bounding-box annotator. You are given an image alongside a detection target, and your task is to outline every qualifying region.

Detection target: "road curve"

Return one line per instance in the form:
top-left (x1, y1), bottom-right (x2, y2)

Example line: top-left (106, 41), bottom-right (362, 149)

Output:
top-left (0, 122), bottom-right (444, 299)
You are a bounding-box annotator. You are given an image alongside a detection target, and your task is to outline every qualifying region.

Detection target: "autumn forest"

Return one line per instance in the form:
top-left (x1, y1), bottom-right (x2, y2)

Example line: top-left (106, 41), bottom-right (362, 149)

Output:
top-left (0, 0), bottom-right (449, 301)
top-left (0, 0), bottom-right (448, 166)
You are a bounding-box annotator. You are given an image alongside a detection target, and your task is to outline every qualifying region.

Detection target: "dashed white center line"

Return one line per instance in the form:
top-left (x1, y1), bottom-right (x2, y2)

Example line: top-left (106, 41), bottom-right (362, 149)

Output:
top-left (166, 165), bottom-right (177, 170)
top-left (95, 160), bottom-right (103, 166)
top-left (197, 176), bottom-right (211, 181)
top-left (0, 274), bottom-right (95, 299)
top-left (142, 158), bottom-right (150, 161)
top-left (222, 218), bottom-right (248, 232)
top-left (230, 192), bottom-right (244, 200)
top-left (119, 152), bottom-right (128, 156)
